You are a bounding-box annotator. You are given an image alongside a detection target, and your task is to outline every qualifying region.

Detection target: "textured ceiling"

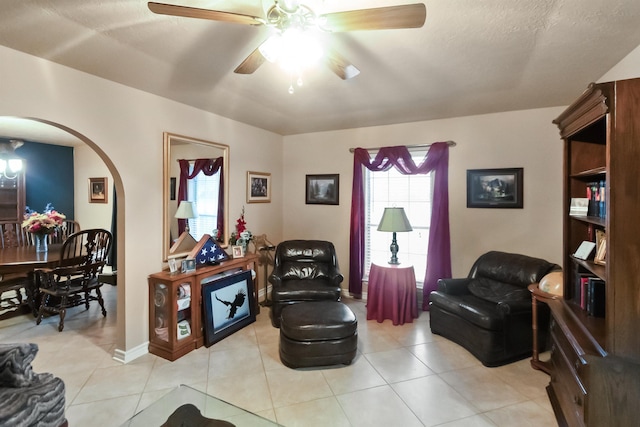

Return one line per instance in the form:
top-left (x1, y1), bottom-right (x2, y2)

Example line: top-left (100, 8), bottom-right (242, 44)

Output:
top-left (1, 0), bottom-right (640, 140)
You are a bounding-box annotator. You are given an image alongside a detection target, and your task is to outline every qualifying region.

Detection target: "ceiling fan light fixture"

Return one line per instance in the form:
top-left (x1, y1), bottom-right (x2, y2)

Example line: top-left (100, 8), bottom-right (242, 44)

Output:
top-left (259, 29), bottom-right (323, 73)
top-left (258, 33), bottom-right (282, 62)
top-left (148, 1), bottom-right (426, 83)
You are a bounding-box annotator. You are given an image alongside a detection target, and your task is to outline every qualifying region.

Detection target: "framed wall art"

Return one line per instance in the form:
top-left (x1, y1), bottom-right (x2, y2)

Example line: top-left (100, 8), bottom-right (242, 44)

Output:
top-left (247, 171), bottom-right (271, 203)
top-left (88, 177), bottom-right (108, 204)
top-left (467, 168), bottom-right (523, 208)
top-left (201, 270), bottom-right (256, 347)
top-left (305, 174), bottom-right (339, 205)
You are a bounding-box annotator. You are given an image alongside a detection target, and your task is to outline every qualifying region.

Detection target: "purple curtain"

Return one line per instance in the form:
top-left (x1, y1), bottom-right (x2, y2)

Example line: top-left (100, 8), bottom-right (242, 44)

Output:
top-left (349, 143), bottom-right (451, 310)
top-left (177, 157), bottom-right (224, 237)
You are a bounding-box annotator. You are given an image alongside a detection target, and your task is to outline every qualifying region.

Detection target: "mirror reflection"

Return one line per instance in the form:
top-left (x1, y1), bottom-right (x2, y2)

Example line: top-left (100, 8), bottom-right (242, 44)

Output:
top-left (163, 133), bottom-right (229, 261)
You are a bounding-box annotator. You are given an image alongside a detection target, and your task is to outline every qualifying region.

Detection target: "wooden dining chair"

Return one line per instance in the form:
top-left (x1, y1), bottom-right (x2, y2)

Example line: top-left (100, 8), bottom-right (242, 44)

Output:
top-left (0, 222), bottom-right (32, 315)
top-left (0, 222), bottom-right (31, 248)
top-left (34, 228), bottom-right (112, 331)
top-left (49, 219), bottom-right (81, 244)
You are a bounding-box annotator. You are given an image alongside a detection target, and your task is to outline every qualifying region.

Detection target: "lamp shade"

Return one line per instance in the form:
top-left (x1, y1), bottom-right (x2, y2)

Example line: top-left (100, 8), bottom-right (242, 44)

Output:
top-left (175, 201), bottom-right (197, 219)
top-left (377, 207), bottom-right (413, 232)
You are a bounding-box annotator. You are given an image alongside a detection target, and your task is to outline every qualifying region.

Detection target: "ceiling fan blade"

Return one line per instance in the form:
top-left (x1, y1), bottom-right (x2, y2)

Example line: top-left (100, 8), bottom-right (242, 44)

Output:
top-left (321, 3), bottom-right (426, 32)
top-left (326, 51), bottom-right (360, 80)
top-left (148, 2), bottom-right (262, 26)
top-left (234, 48), bottom-right (267, 74)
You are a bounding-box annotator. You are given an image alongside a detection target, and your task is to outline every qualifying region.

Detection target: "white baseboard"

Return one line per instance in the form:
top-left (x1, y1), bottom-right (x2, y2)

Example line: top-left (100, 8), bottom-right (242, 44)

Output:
top-left (111, 283), bottom-right (273, 365)
top-left (113, 342), bottom-right (148, 364)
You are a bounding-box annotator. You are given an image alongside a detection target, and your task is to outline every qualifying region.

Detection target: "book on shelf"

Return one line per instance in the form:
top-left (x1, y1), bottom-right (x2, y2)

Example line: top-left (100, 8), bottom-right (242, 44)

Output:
top-left (587, 278), bottom-right (606, 317)
top-left (585, 180), bottom-right (606, 219)
top-left (580, 276), bottom-right (590, 310)
top-left (598, 179), bottom-right (606, 219)
top-left (574, 272), bottom-right (595, 309)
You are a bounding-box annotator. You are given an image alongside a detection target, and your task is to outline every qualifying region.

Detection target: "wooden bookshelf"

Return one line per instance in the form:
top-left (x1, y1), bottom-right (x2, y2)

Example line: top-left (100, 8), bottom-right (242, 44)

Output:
top-left (548, 78), bottom-right (640, 426)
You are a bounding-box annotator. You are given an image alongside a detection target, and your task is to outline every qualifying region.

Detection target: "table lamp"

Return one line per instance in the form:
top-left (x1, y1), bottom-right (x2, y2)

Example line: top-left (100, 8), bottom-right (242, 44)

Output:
top-left (377, 207), bottom-right (413, 265)
top-left (175, 201), bottom-right (197, 233)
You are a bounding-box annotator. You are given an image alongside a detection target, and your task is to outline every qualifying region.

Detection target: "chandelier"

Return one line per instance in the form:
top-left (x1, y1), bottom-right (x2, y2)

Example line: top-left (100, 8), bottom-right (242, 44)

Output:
top-left (0, 140), bottom-right (24, 180)
top-left (258, 2), bottom-right (325, 93)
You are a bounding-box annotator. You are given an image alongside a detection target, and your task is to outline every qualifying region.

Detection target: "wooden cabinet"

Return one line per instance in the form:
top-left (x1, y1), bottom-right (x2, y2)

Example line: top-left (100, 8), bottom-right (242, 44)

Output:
top-left (550, 78), bottom-right (640, 426)
top-left (0, 171), bottom-right (25, 222)
top-left (148, 254), bottom-right (258, 361)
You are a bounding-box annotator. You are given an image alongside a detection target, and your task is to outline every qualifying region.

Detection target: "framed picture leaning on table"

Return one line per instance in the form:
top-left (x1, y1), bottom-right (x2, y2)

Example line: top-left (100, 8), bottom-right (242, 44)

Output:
top-left (201, 270), bottom-right (256, 347)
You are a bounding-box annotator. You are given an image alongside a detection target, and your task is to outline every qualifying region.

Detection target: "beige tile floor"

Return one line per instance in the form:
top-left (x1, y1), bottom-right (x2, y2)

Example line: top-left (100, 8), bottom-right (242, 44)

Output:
top-left (0, 285), bottom-right (558, 426)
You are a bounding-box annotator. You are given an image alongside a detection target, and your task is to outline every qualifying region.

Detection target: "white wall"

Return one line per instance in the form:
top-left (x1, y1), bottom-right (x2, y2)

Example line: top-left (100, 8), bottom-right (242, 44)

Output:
top-left (599, 44), bottom-right (640, 82)
top-left (0, 45), bottom-right (283, 359)
top-left (283, 107), bottom-right (566, 284)
top-left (74, 144), bottom-right (114, 230)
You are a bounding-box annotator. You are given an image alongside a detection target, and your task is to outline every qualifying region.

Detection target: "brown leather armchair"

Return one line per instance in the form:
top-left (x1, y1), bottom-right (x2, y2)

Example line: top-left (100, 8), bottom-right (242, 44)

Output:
top-left (429, 251), bottom-right (560, 367)
top-left (269, 240), bottom-right (343, 327)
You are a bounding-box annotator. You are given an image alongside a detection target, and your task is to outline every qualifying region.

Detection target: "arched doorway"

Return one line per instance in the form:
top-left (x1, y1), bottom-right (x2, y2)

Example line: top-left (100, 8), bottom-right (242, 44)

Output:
top-left (0, 116), bottom-right (126, 354)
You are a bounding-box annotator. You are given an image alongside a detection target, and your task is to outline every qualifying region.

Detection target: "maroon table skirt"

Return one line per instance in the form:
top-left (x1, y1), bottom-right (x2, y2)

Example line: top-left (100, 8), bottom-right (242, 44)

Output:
top-left (366, 263), bottom-right (418, 325)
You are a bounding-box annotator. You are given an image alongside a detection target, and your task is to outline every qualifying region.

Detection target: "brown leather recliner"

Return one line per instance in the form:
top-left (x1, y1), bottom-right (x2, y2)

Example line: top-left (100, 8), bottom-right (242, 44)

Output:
top-left (429, 251), bottom-right (560, 367)
top-left (269, 240), bottom-right (343, 327)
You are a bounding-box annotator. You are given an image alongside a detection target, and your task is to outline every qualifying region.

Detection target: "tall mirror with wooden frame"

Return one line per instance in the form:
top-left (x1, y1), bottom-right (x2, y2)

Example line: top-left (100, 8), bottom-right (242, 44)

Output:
top-left (163, 132), bottom-right (229, 261)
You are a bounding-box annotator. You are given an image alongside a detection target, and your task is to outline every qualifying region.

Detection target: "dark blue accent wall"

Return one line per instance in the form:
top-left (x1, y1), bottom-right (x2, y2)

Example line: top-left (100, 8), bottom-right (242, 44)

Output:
top-left (12, 141), bottom-right (75, 219)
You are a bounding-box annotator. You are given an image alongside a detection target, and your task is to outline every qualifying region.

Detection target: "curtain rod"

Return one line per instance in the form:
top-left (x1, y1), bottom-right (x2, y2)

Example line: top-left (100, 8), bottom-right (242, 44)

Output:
top-left (348, 140), bottom-right (457, 153)
top-left (177, 157), bottom-right (221, 162)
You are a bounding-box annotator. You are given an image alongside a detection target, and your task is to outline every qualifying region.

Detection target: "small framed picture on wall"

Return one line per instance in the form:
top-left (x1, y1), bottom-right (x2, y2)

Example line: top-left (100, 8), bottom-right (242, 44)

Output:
top-left (89, 177), bottom-right (108, 204)
top-left (247, 171), bottom-right (271, 203)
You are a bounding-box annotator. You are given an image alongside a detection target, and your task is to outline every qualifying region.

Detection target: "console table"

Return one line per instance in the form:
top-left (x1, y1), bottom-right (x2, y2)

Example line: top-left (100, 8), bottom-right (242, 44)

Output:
top-left (366, 263), bottom-right (418, 325)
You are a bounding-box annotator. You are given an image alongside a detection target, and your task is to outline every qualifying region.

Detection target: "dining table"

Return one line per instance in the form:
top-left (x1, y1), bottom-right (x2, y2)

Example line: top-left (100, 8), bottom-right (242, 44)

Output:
top-left (0, 244), bottom-right (62, 316)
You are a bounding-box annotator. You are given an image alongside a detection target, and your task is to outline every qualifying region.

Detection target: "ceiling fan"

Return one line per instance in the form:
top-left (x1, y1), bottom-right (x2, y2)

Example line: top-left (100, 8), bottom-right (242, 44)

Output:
top-left (148, 1), bottom-right (426, 83)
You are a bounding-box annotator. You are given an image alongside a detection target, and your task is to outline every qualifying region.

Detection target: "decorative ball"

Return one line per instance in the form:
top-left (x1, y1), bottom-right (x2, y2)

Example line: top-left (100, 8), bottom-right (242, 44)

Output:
top-left (539, 271), bottom-right (563, 296)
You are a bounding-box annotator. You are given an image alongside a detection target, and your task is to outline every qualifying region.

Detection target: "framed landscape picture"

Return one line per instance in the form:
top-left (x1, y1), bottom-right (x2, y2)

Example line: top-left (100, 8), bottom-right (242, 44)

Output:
top-left (247, 171), bottom-right (271, 203)
top-left (201, 270), bottom-right (256, 347)
top-left (467, 168), bottom-right (523, 208)
top-left (305, 174), bottom-right (339, 205)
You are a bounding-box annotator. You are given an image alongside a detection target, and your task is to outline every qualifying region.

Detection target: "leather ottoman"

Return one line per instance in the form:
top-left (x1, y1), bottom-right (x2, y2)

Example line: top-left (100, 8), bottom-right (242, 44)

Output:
top-left (279, 301), bottom-right (358, 368)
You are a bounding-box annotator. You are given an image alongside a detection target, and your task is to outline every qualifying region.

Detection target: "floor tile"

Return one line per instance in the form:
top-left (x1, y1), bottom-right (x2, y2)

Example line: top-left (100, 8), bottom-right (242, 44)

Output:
top-left (0, 287), bottom-right (558, 426)
top-left (392, 375), bottom-right (479, 426)
top-left (274, 396), bottom-right (351, 427)
top-left (439, 365), bottom-right (529, 412)
top-left (337, 385), bottom-right (424, 427)
top-left (364, 347), bottom-right (435, 383)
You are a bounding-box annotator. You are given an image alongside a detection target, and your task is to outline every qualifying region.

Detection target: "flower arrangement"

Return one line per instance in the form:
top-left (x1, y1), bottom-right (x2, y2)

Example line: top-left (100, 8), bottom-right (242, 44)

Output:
top-left (229, 206), bottom-right (251, 246)
top-left (22, 203), bottom-right (66, 235)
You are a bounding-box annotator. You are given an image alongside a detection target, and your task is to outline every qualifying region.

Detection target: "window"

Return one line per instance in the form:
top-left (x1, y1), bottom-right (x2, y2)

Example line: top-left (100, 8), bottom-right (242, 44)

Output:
top-left (186, 165), bottom-right (220, 242)
top-left (364, 152), bottom-right (432, 287)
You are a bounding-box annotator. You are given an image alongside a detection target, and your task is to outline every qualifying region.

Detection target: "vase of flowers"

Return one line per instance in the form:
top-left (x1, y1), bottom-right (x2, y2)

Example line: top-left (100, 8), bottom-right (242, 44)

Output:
top-left (22, 203), bottom-right (66, 252)
top-left (229, 207), bottom-right (252, 252)
top-left (34, 233), bottom-right (48, 253)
